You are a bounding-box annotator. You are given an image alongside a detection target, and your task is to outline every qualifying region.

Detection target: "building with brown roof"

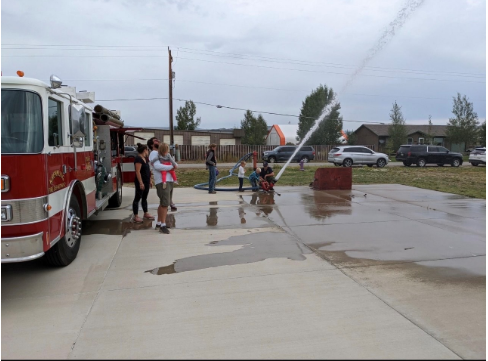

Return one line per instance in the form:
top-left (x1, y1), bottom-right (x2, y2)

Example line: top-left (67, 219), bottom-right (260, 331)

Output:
top-left (353, 124), bottom-right (457, 153)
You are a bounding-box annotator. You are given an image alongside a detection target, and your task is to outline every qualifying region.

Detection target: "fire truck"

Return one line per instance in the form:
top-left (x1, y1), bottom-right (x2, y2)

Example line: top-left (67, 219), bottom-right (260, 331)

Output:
top-left (1, 74), bottom-right (138, 266)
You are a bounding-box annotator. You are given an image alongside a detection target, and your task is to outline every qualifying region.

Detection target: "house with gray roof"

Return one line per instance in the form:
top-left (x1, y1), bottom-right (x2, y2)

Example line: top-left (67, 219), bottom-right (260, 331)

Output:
top-left (353, 124), bottom-right (453, 153)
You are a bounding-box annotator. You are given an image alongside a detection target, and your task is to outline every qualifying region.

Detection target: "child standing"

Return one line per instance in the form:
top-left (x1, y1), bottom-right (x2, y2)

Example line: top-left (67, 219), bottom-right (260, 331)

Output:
top-left (238, 161), bottom-right (246, 192)
top-left (248, 168), bottom-right (261, 190)
top-left (159, 152), bottom-right (178, 189)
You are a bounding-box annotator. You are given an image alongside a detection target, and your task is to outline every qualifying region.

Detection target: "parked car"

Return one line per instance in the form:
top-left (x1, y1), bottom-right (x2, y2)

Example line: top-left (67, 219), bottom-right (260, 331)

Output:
top-left (124, 145), bottom-right (138, 158)
top-left (395, 145), bottom-right (463, 167)
top-left (327, 146), bottom-right (389, 168)
top-left (469, 147), bottom-right (486, 166)
top-left (262, 145), bottom-right (315, 163)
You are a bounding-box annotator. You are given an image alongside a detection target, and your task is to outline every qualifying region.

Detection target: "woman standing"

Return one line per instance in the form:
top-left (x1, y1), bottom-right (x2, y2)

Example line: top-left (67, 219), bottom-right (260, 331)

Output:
top-left (132, 143), bottom-right (155, 223)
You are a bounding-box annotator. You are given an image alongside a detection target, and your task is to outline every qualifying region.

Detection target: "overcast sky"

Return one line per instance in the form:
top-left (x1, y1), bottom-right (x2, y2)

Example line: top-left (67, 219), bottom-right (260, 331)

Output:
top-left (1, 0), bottom-right (486, 132)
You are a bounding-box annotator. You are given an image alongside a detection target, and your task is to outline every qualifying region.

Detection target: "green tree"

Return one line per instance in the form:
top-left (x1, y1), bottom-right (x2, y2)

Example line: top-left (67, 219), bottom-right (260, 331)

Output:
top-left (344, 130), bottom-right (357, 145)
top-left (386, 101), bottom-right (407, 153)
top-left (479, 121), bottom-right (486, 146)
top-left (240, 110), bottom-right (268, 145)
top-left (445, 93), bottom-right (479, 149)
top-left (297, 84), bottom-right (342, 145)
top-left (175, 100), bottom-right (201, 130)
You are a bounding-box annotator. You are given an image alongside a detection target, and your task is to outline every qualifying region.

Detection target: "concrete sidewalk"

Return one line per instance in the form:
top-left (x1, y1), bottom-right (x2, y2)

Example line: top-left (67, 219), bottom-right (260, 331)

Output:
top-left (2, 185), bottom-right (485, 359)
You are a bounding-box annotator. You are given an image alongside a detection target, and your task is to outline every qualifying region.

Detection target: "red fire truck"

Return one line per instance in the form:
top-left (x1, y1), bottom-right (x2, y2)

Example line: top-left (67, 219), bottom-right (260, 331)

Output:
top-left (1, 74), bottom-right (137, 266)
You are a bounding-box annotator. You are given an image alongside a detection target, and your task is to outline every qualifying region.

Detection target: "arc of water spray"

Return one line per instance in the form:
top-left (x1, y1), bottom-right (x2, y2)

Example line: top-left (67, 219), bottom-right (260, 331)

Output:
top-left (275, 0), bottom-right (425, 181)
top-left (341, 0), bottom-right (426, 93)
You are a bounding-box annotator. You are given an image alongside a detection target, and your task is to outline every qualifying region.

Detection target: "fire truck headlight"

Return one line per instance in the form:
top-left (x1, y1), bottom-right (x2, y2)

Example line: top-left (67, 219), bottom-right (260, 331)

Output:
top-left (1, 205), bottom-right (12, 222)
top-left (1, 175), bottom-right (10, 192)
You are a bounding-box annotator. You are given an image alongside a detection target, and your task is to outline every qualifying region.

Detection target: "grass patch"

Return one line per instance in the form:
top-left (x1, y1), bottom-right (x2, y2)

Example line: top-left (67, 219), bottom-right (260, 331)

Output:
top-left (130, 164), bottom-right (485, 199)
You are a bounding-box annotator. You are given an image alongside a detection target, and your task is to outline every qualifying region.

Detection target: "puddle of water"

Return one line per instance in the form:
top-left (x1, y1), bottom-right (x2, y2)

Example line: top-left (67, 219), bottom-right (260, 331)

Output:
top-left (124, 200), bottom-right (243, 211)
top-left (83, 213), bottom-right (176, 237)
top-left (171, 207), bottom-right (271, 229)
top-left (145, 231), bottom-right (312, 275)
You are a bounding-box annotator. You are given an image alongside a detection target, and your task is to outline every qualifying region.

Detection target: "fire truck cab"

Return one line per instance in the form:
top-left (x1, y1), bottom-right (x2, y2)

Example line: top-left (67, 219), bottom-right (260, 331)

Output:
top-left (1, 75), bottom-right (127, 266)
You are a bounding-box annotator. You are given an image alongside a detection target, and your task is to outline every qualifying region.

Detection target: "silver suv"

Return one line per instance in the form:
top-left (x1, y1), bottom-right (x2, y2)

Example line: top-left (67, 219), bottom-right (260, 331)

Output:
top-left (328, 146), bottom-right (389, 168)
top-left (124, 145), bottom-right (138, 158)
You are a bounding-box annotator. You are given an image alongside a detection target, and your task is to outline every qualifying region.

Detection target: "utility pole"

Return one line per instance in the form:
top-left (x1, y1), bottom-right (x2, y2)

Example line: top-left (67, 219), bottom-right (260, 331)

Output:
top-left (168, 47), bottom-right (174, 154)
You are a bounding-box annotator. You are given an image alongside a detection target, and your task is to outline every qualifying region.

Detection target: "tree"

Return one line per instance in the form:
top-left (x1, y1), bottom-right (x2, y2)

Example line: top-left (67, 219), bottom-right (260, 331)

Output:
top-left (386, 101), bottom-right (407, 153)
top-left (445, 93), bottom-right (479, 149)
top-left (240, 110), bottom-right (268, 145)
top-left (344, 130), bottom-right (357, 145)
top-left (297, 84), bottom-right (343, 145)
top-left (175, 100), bottom-right (201, 130)
top-left (479, 121), bottom-right (486, 146)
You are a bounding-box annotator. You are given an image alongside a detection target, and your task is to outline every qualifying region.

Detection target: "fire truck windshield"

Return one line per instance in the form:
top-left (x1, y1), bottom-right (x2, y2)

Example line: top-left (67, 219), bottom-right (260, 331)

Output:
top-left (1, 90), bottom-right (44, 154)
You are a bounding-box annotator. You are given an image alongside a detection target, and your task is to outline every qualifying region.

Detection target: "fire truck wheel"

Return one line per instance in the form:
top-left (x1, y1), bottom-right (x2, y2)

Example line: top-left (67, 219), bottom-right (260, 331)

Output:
top-left (45, 196), bottom-right (82, 267)
top-left (108, 172), bottom-right (122, 208)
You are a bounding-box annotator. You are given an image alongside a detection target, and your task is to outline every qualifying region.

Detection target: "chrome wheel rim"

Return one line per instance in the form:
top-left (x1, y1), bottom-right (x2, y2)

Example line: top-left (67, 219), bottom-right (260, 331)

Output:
top-left (66, 208), bottom-right (81, 248)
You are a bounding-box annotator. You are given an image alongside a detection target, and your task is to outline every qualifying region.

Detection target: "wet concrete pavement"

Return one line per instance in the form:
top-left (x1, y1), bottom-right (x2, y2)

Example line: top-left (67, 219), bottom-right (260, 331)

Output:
top-left (2, 184), bottom-right (485, 359)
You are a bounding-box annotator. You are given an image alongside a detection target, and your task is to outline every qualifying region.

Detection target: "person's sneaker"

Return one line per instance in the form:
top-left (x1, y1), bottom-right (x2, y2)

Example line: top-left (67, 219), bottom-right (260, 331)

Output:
top-left (162, 182), bottom-right (167, 189)
top-left (170, 206), bottom-right (177, 212)
top-left (155, 224), bottom-right (161, 229)
top-left (159, 226), bottom-right (170, 234)
top-left (209, 191), bottom-right (216, 194)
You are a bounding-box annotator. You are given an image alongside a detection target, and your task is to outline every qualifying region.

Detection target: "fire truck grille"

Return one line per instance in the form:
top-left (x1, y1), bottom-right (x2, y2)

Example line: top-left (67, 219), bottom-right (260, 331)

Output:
top-left (1, 196), bottom-right (48, 225)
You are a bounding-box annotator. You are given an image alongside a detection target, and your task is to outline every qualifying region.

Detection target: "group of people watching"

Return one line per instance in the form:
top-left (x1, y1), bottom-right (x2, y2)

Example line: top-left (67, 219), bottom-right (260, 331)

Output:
top-left (131, 137), bottom-right (178, 234)
top-left (131, 142), bottom-right (277, 234)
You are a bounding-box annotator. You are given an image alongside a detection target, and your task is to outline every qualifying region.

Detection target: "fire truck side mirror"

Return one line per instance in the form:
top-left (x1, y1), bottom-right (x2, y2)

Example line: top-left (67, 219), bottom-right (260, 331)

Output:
top-left (50, 75), bottom-right (62, 89)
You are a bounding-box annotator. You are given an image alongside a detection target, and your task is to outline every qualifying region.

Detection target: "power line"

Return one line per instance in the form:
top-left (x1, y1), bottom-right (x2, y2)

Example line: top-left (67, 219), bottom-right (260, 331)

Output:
top-left (97, 96), bottom-right (387, 124)
top-left (64, 77), bottom-right (486, 102)
top-left (10, 52), bottom-right (482, 82)
top-left (5, 53), bottom-right (486, 82)
top-left (173, 57), bottom-right (486, 83)
top-left (3, 43), bottom-right (485, 78)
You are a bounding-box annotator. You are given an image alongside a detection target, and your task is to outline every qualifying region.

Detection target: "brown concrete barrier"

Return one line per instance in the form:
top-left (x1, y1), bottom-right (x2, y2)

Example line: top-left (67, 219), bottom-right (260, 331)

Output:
top-left (313, 167), bottom-right (352, 190)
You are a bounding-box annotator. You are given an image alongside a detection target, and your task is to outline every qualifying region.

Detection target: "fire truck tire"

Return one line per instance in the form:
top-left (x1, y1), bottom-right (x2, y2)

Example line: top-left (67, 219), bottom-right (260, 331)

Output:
top-left (108, 172), bottom-right (122, 208)
top-left (44, 196), bottom-right (82, 267)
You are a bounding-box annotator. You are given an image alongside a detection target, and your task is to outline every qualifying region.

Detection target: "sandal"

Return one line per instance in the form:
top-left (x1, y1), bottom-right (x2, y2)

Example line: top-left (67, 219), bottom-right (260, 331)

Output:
top-left (131, 215), bottom-right (143, 223)
top-left (143, 214), bottom-right (155, 220)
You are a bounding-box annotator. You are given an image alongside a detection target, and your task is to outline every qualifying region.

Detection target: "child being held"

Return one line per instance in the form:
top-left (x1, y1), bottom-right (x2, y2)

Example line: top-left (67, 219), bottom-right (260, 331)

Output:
top-left (159, 153), bottom-right (178, 189)
top-left (248, 168), bottom-right (261, 190)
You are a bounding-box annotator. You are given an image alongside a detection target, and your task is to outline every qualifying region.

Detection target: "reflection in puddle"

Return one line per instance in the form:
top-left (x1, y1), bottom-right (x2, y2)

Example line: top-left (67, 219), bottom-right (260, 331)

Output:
top-left (206, 207), bottom-right (218, 226)
top-left (83, 213), bottom-right (176, 237)
top-left (145, 232), bottom-right (312, 275)
top-left (250, 192), bottom-right (276, 215)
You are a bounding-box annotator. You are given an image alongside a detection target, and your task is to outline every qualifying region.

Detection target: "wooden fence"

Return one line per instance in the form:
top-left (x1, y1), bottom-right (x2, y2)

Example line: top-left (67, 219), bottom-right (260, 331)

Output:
top-left (175, 144), bottom-right (375, 162)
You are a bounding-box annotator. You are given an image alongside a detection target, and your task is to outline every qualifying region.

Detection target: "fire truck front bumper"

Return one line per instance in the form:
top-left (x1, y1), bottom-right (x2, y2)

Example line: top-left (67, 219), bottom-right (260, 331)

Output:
top-left (2, 232), bottom-right (45, 263)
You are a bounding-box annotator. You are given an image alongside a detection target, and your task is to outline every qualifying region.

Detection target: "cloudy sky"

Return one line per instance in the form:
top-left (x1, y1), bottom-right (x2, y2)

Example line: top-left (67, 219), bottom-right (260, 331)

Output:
top-left (2, 0), bottom-right (486, 133)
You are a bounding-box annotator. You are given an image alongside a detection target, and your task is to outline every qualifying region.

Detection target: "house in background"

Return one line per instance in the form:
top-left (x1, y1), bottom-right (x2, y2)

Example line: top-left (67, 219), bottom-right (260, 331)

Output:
top-left (353, 124), bottom-right (458, 152)
top-left (266, 124), bottom-right (300, 145)
top-left (124, 127), bottom-right (245, 146)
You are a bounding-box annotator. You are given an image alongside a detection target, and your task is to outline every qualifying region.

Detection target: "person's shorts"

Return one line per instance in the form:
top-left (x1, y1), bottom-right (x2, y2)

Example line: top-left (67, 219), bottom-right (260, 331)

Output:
top-left (156, 182), bottom-right (173, 207)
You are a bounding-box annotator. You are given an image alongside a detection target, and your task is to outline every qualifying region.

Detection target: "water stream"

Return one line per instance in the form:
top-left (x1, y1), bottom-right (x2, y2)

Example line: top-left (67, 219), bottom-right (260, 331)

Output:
top-left (275, 0), bottom-right (425, 181)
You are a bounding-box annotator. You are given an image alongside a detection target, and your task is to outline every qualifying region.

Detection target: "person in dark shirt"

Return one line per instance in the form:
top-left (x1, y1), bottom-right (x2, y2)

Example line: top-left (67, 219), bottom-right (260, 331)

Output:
top-left (206, 143), bottom-right (218, 194)
top-left (261, 162), bottom-right (277, 184)
top-left (132, 143), bottom-right (155, 223)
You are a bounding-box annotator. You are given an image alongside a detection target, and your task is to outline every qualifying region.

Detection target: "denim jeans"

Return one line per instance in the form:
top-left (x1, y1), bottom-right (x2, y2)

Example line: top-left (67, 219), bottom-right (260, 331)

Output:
top-left (208, 165), bottom-right (216, 192)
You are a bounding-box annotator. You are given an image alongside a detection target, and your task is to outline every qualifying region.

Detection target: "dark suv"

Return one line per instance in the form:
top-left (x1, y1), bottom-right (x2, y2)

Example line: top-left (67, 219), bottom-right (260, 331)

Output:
top-left (262, 146), bottom-right (315, 163)
top-left (396, 145), bottom-right (463, 167)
